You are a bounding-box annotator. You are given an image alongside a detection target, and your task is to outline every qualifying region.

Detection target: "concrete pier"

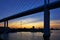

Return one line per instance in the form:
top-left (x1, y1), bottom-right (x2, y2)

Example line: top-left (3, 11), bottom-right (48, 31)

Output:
top-left (43, 0), bottom-right (50, 38)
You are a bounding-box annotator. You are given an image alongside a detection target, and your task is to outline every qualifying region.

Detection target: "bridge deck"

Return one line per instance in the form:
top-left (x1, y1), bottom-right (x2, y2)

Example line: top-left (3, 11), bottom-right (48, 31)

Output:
top-left (0, 1), bottom-right (60, 22)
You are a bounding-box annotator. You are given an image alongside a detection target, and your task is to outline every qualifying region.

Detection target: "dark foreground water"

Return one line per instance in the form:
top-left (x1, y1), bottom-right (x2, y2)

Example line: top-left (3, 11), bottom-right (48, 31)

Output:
top-left (0, 30), bottom-right (60, 40)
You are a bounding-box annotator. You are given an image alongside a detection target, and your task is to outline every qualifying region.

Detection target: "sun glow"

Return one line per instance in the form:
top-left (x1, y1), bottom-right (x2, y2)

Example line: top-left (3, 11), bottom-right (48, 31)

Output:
top-left (0, 18), bottom-right (60, 29)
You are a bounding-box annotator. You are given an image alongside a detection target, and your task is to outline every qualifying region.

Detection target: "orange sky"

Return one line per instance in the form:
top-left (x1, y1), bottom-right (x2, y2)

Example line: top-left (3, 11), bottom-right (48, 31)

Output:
top-left (0, 18), bottom-right (60, 29)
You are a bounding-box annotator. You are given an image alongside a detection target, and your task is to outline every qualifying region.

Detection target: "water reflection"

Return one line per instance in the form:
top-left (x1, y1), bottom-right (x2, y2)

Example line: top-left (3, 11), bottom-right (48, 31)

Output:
top-left (16, 32), bottom-right (43, 40)
top-left (32, 33), bottom-right (34, 40)
top-left (43, 35), bottom-right (50, 40)
top-left (0, 30), bottom-right (60, 40)
top-left (43, 33), bottom-right (50, 40)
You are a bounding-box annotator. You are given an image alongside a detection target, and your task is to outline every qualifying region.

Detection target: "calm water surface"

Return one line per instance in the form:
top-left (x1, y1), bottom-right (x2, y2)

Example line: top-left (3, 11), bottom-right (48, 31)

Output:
top-left (0, 30), bottom-right (60, 40)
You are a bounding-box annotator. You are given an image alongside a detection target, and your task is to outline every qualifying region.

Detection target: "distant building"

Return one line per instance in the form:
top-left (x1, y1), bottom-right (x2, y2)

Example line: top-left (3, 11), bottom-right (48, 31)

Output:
top-left (32, 26), bottom-right (35, 29)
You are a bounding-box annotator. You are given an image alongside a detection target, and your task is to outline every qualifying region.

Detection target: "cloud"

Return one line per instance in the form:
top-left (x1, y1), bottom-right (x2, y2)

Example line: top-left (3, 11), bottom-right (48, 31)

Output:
top-left (50, 20), bottom-right (60, 28)
top-left (50, 20), bottom-right (60, 24)
top-left (22, 18), bottom-right (39, 24)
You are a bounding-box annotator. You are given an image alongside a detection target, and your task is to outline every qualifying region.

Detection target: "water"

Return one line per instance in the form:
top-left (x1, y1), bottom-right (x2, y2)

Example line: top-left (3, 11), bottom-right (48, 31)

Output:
top-left (50, 30), bottom-right (60, 40)
top-left (0, 30), bottom-right (60, 40)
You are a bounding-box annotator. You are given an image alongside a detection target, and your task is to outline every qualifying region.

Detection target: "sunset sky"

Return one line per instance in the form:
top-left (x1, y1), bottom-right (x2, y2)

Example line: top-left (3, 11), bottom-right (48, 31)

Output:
top-left (0, 0), bottom-right (60, 29)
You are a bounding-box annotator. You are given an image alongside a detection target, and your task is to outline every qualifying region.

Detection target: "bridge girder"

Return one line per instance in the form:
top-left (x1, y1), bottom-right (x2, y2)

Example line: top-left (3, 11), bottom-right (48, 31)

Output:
top-left (0, 1), bottom-right (60, 22)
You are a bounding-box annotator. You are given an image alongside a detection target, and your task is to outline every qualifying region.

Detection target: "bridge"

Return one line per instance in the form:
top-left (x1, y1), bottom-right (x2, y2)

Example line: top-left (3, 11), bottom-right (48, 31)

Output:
top-left (0, 0), bottom-right (60, 38)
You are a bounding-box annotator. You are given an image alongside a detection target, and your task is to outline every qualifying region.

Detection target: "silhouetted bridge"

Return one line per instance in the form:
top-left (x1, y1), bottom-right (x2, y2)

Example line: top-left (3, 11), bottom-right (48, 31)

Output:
top-left (0, 1), bottom-right (60, 37)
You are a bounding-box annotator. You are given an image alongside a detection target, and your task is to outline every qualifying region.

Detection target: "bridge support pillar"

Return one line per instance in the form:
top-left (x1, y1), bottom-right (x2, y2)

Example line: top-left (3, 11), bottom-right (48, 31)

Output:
top-left (3, 21), bottom-right (9, 40)
top-left (4, 21), bottom-right (6, 27)
top-left (4, 21), bottom-right (8, 27)
top-left (43, 0), bottom-right (50, 39)
top-left (6, 21), bottom-right (8, 27)
top-left (4, 21), bottom-right (8, 33)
